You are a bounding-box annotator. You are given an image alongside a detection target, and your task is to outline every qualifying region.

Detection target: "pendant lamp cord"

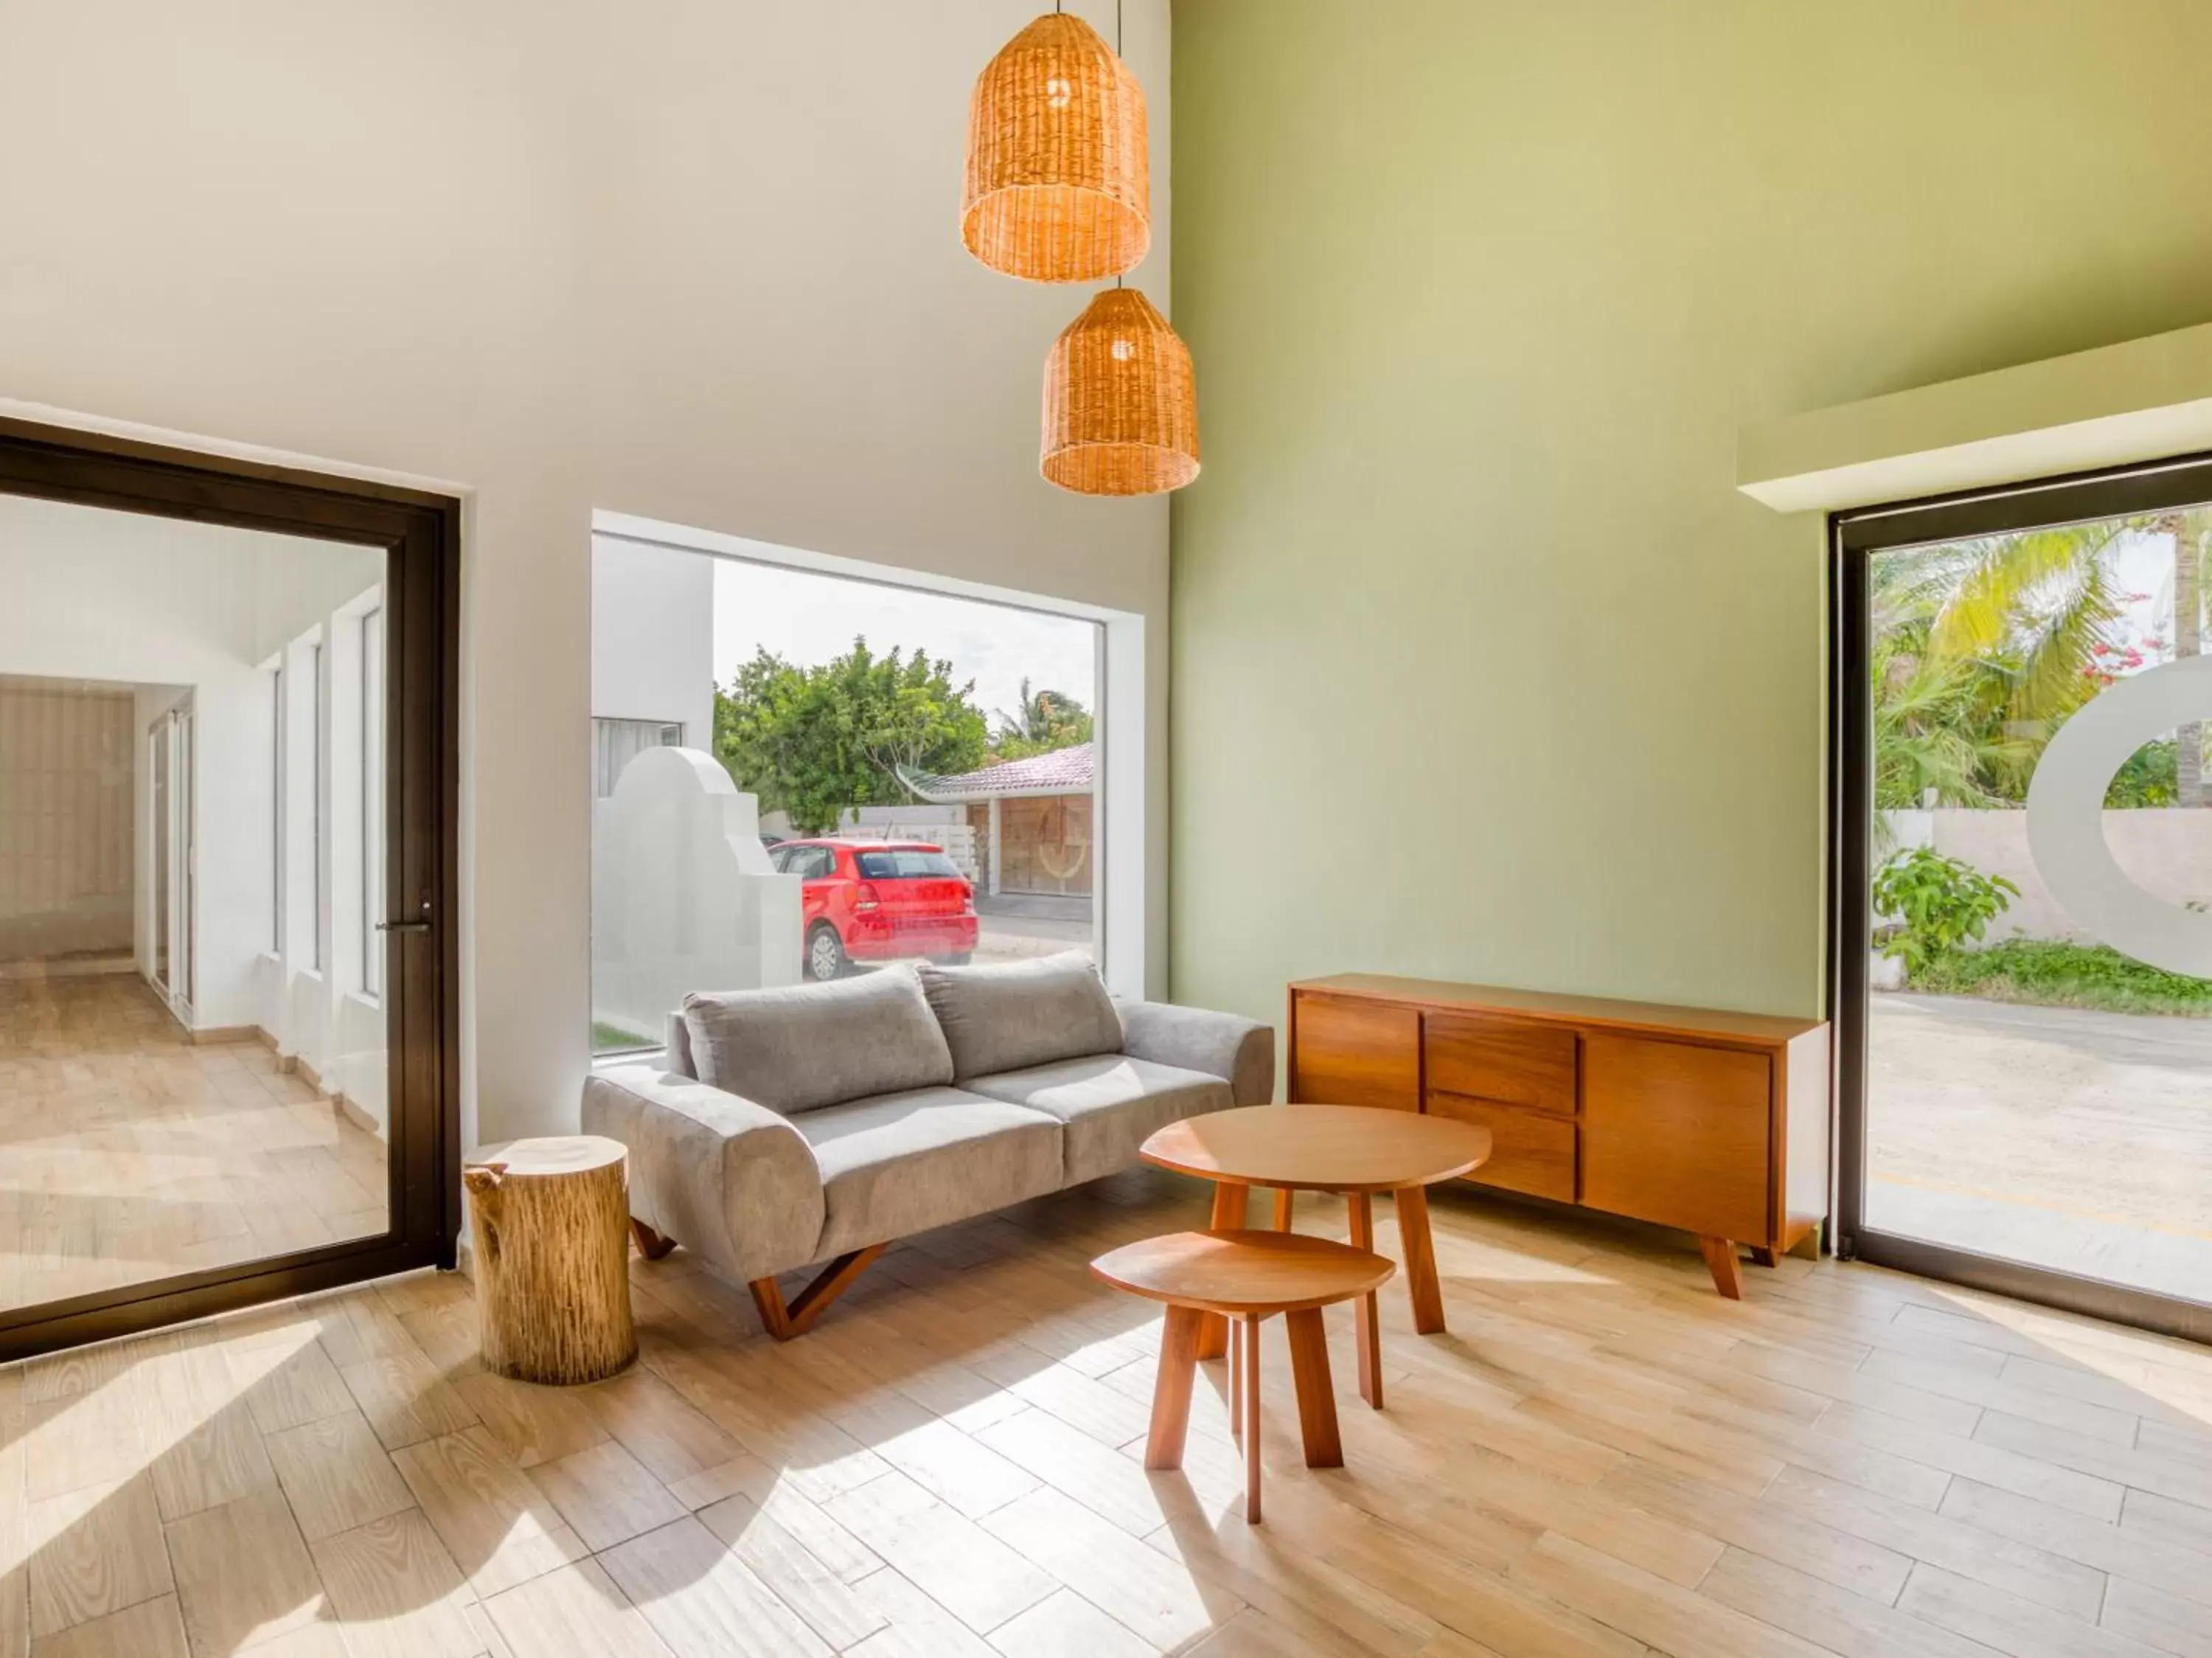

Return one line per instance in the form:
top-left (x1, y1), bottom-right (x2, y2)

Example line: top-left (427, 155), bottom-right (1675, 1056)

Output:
top-left (1113, 0), bottom-right (1125, 288)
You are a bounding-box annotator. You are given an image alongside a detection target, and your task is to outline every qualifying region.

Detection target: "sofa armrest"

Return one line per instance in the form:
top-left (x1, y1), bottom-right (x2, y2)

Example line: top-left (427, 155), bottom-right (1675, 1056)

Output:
top-left (1116, 1001), bottom-right (1276, 1107)
top-left (582, 1065), bottom-right (826, 1283)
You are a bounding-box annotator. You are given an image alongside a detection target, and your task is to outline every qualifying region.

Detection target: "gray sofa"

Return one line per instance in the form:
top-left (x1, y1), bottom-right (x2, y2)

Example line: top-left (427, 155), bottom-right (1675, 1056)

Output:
top-left (582, 954), bottom-right (1273, 1339)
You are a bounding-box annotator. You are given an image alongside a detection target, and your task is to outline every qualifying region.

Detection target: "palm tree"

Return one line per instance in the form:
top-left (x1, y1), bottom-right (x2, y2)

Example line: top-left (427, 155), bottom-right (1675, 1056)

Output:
top-left (992, 679), bottom-right (1093, 758)
top-left (1922, 521), bottom-right (2126, 738)
top-left (1869, 521), bottom-right (2126, 809)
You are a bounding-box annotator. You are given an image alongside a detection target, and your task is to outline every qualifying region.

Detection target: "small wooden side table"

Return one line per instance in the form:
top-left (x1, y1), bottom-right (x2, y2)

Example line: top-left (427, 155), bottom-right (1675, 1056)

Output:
top-left (1091, 1228), bottom-right (1394, 1524)
top-left (1141, 1105), bottom-right (1491, 1409)
top-left (463, 1135), bottom-right (638, 1385)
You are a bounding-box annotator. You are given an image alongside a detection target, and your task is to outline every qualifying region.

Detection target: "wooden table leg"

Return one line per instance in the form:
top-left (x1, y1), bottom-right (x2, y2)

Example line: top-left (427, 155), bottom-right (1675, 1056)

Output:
top-left (1240, 1313), bottom-right (1263, 1524)
top-left (1700, 1236), bottom-right (1745, 1300)
top-left (1396, 1184), bottom-right (1445, 1335)
top-left (1211, 1182), bottom-right (1249, 1230)
top-left (1284, 1307), bottom-right (1342, 1468)
top-left (1198, 1182), bottom-right (1246, 1362)
top-left (1227, 1314), bottom-right (1242, 1442)
top-left (1346, 1192), bottom-right (1383, 1410)
top-left (1747, 1245), bottom-right (1778, 1269)
top-left (1272, 1187), bottom-right (1295, 1230)
top-left (1146, 1306), bottom-right (1203, 1470)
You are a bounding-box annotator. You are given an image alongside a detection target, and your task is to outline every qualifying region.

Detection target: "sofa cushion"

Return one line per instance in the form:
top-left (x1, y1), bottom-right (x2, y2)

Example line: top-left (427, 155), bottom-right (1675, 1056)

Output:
top-left (964, 1054), bottom-right (1232, 1186)
top-left (681, 970), bottom-right (953, 1114)
top-left (797, 1086), bottom-right (1064, 1258)
top-left (914, 953), bottom-right (1124, 1081)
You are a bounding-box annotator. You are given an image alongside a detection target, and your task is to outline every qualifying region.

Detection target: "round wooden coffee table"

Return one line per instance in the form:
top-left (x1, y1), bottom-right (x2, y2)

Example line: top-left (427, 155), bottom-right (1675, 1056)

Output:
top-left (1140, 1104), bottom-right (1492, 1409)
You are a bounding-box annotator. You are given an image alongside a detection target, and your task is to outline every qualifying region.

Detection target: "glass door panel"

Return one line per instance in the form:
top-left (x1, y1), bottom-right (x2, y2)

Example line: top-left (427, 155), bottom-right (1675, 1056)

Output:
top-left (0, 497), bottom-right (392, 1317)
top-left (1846, 476), bottom-right (2212, 1331)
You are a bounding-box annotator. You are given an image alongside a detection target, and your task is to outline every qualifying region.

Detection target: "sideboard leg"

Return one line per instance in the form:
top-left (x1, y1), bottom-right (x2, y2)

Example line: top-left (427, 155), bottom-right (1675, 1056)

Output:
top-left (1747, 1245), bottom-right (1779, 1269)
top-left (1699, 1236), bottom-right (1745, 1299)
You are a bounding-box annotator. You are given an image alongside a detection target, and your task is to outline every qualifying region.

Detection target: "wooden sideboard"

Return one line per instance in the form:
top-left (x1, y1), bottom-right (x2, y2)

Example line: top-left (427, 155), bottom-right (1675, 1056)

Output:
top-left (1286, 974), bottom-right (1831, 1298)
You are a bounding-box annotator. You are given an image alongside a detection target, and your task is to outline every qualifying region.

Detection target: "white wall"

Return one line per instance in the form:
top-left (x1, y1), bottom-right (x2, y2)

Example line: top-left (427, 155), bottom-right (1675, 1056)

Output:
top-left (591, 748), bottom-right (801, 1039)
top-left (0, 0), bottom-right (1172, 1148)
top-left (592, 538), bottom-right (714, 757)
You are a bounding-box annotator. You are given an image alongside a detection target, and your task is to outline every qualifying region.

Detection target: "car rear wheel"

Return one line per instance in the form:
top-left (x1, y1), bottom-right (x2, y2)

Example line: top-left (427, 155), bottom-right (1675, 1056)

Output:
top-left (805, 923), bottom-right (849, 982)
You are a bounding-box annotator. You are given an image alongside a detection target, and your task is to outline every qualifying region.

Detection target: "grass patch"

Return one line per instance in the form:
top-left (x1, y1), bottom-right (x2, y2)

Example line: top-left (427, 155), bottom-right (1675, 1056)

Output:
top-left (591, 1020), bottom-right (657, 1054)
top-left (1910, 939), bottom-right (2212, 1017)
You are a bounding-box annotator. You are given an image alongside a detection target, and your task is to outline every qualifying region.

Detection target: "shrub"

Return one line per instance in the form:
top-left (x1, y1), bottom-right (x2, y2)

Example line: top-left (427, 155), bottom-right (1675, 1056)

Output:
top-left (1915, 939), bottom-right (2212, 1017)
top-left (1871, 847), bottom-right (2020, 977)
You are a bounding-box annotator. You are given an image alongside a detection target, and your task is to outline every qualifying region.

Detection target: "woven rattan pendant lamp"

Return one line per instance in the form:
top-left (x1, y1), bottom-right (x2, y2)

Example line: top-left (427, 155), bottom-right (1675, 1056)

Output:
top-left (1041, 286), bottom-right (1199, 495)
top-left (963, 10), bottom-right (1149, 282)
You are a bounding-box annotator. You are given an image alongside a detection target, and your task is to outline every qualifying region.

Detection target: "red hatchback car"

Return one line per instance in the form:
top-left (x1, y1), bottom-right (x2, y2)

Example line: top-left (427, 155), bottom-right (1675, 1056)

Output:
top-left (771, 839), bottom-right (978, 982)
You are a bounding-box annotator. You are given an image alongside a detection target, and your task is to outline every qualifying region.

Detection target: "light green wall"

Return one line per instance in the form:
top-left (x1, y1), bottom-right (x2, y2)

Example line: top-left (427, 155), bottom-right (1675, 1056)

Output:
top-left (1169, 0), bottom-right (2212, 1030)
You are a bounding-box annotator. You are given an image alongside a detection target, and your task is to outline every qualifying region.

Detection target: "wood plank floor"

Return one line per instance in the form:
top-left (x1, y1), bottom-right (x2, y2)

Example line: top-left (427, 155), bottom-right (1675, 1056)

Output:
top-left (0, 973), bottom-right (388, 1309)
top-left (10, 1167), bottom-right (2212, 1654)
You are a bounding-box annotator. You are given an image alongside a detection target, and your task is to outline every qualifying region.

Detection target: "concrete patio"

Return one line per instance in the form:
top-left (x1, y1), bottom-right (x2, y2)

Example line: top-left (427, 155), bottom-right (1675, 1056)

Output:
top-left (1867, 991), bottom-right (2212, 1301)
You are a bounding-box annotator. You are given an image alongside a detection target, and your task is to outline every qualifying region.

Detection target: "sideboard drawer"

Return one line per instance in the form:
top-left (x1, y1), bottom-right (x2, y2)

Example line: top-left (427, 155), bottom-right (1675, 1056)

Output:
top-left (1425, 1011), bottom-right (1576, 1117)
top-left (1290, 992), bottom-right (1420, 1110)
top-left (1427, 1090), bottom-right (1576, 1203)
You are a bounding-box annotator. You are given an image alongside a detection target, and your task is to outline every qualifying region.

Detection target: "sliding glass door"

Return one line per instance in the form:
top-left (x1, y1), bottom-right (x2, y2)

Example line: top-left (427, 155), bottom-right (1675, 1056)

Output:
top-left (1836, 453), bottom-right (2212, 1340)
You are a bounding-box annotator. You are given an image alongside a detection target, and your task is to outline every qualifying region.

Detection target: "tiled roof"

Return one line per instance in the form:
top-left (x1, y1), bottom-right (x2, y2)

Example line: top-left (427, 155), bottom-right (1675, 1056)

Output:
top-left (908, 740), bottom-right (1094, 799)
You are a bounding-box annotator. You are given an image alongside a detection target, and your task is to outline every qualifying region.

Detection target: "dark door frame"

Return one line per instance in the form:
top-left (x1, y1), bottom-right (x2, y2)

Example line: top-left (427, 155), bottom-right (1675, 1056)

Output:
top-left (1832, 447), bottom-right (2212, 1345)
top-left (0, 417), bottom-right (462, 1361)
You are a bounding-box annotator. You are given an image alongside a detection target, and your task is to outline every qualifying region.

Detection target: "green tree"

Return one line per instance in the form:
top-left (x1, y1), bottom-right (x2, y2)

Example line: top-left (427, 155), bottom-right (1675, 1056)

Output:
top-left (991, 679), bottom-right (1093, 760)
top-left (714, 639), bottom-right (988, 834)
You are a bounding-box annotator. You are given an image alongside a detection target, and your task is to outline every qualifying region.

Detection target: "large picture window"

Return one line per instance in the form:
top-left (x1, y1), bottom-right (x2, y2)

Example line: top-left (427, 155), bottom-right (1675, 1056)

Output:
top-left (588, 532), bottom-right (1105, 1055)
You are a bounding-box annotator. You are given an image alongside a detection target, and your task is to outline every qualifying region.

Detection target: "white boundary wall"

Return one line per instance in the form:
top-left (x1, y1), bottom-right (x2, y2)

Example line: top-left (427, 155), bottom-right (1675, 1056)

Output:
top-left (1882, 808), bottom-right (2212, 946)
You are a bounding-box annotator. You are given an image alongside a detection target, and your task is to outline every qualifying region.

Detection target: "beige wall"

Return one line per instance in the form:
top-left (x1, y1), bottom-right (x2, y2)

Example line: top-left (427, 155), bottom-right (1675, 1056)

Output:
top-left (0, 685), bottom-right (134, 964)
top-left (1169, 0), bottom-right (2212, 1029)
top-left (0, 0), bottom-right (1169, 1144)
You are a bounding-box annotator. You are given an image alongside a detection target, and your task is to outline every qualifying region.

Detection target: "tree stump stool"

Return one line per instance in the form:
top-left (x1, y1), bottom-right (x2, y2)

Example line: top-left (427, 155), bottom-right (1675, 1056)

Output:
top-left (463, 1135), bottom-right (637, 1385)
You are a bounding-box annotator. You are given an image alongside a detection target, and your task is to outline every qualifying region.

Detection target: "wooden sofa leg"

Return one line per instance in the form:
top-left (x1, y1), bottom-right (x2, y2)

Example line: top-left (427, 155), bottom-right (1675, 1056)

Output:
top-left (749, 1244), bottom-right (887, 1342)
top-left (630, 1218), bottom-right (678, 1260)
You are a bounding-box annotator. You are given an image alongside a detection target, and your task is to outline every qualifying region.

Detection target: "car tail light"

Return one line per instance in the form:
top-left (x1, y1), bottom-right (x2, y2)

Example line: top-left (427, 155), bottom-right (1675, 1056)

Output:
top-left (855, 881), bottom-right (882, 912)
